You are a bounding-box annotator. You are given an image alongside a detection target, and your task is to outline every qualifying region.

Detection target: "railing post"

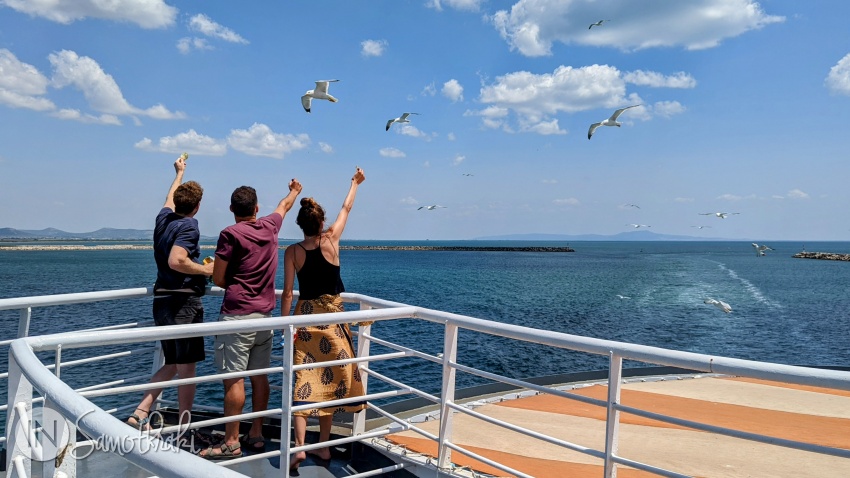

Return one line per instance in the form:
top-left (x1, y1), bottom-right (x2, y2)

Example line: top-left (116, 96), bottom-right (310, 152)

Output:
top-left (6, 352), bottom-right (32, 477)
top-left (149, 334), bottom-right (165, 413)
top-left (351, 302), bottom-right (372, 436)
top-left (17, 308), bottom-right (31, 339)
top-left (281, 324), bottom-right (295, 478)
top-left (604, 352), bottom-right (624, 478)
top-left (437, 323), bottom-right (459, 470)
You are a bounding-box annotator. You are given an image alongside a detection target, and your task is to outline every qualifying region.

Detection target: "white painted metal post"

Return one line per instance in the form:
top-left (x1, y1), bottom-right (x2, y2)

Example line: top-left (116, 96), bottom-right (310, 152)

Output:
top-left (149, 329), bottom-right (165, 413)
top-left (437, 323), bottom-right (459, 470)
top-left (17, 308), bottom-right (31, 339)
top-left (604, 352), bottom-right (624, 478)
top-left (6, 353), bottom-right (32, 478)
top-left (40, 345), bottom-right (75, 478)
top-left (352, 302), bottom-right (372, 436)
top-left (281, 324), bottom-right (295, 478)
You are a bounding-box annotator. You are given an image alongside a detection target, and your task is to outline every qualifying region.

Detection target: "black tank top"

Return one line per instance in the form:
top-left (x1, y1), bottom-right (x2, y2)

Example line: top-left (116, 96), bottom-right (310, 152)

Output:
top-left (295, 240), bottom-right (345, 300)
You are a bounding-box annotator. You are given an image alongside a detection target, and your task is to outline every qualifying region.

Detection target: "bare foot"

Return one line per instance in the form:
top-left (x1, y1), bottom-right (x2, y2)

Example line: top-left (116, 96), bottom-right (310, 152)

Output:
top-left (289, 451), bottom-right (306, 470)
top-left (307, 447), bottom-right (331, 461)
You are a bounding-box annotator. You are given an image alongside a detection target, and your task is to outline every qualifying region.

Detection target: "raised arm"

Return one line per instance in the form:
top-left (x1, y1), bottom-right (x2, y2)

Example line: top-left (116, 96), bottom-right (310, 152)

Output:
top-left (281, 245), bottom-right (298, 316)
top-left (163, 155), bottom-right (187, 210)
top-left (273, 179), bottom-right (303, 219)
top-left (328, 167), bottom-right (365, 242)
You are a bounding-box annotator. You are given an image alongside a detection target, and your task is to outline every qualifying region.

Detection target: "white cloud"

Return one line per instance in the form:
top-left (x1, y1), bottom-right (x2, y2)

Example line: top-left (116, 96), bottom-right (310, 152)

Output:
top-left (442, 79), bottom-right (464, 102)
top-left (447, 132), bottom-right (456, 141)
top-left (227, 123), bottom-right (310, 159)
top-left (361, 39), bottom-right (388, 57)
top-left (423, 160), bottom-right (430, 167)
top-left (0, 0), bottom-right (177, 28)
top-left (0, 49), bottom-right (55, 111)
top-left (453, 154), bottom-right (465, 166)
top-left (524, 119), bottom-right (566, 135)
top-left (786, 188), bottom-right (810, 199)
top-left (553, 198), bottom-right (580, 206)
top-left (674, 197), bottom-right (694, 203)
top-left (397, 124), bottom-right (433, 141)
top-left (826, 53), bottom-right (850, 95)
top-left (652, 101), bottom-right (686, 118)
top-left (542, 179), bottom-right (557, 184)
top-left (135, 129), bottom-right (227, 156)
top-left (623, 70), bottom-right (696, 88)
top-left (400, 196), bottom-right (419, 205)
top-left (426, 0), bottom-right (485, 12)
top-left (379, 147), bottom-right (406, 158)
top-left (717, 193), bottom-right (756, 201)
top-left (177, 37), bottom-right (213, 54)
top-left (189, 14), bottom-right (248, 44)
top-left (50, 109), bottom-right (121, 125)
top-left (492, 0), bottom-right (784, 57)
top-left (421, 82), bottom-right (436, 96)
top-left (318, 142), bottom-right (334, 153)
top-left (49, 50), bottom-right (185, 119)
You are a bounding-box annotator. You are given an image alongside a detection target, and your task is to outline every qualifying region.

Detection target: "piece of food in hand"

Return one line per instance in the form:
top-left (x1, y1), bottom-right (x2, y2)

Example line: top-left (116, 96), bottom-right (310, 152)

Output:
top-left (180, 152), bottom-right (189, 161)
top-left (203, 256), bottom-right (214, 265)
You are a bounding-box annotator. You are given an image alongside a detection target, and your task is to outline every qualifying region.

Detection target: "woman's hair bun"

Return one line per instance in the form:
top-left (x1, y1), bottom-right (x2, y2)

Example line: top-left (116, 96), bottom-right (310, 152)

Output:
top-left (300, 197), bottom-right (316, 208)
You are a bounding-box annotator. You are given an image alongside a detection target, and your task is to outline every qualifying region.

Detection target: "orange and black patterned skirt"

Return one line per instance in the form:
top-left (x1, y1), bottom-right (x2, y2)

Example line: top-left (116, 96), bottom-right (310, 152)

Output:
top-left (292, 294), bottom-right (366, 417)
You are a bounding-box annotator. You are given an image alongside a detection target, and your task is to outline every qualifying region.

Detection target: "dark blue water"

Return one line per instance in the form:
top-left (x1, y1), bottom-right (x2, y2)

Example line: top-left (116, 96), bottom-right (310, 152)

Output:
top-left (1, 241), bottom-right (848, 416)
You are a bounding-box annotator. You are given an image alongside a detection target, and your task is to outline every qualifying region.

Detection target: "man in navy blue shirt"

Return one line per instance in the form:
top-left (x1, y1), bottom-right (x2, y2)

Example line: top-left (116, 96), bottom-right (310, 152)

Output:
top-left (127, 155), bottom-right (214, 440)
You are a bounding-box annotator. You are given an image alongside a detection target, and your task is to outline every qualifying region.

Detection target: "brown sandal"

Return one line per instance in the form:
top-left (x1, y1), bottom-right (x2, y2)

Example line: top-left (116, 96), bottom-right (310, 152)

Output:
top-left (198, 442), bottom-right (242, 460)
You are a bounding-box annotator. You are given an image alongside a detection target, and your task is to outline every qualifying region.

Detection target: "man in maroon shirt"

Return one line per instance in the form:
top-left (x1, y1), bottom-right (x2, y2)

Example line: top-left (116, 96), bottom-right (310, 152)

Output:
top-left (198, 179), bottom-right (301, 460)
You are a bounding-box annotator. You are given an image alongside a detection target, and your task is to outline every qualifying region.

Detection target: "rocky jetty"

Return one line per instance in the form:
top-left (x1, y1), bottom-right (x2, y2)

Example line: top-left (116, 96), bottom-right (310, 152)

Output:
top-left (792, 252), bottom-right (850, 261)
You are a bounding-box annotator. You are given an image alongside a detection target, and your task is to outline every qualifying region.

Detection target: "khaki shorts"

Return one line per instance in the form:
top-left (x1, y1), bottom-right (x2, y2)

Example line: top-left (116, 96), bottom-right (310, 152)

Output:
top-left (214, 313), bottom-right (273, 374)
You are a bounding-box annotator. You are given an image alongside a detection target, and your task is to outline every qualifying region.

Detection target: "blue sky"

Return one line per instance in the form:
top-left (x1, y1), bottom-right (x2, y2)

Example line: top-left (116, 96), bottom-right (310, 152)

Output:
top-left (1, 0), bottom-right (849, 241)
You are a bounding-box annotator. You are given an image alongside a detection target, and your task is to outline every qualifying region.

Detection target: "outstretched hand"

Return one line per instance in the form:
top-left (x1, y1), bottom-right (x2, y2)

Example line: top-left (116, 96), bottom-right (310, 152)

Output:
top-left (352, 167), bottom-right (365, 185)
top-left (173, 156), bottom-right (187, 174)
top-left (289, 178), bottom-right (302, 194)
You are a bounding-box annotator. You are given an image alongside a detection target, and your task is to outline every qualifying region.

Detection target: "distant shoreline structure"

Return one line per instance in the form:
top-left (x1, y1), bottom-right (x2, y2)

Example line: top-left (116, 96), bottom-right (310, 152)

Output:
top-left (792, 252), bottom-right (850, 261)
top-left (0, 244), bottom-right (576, 253)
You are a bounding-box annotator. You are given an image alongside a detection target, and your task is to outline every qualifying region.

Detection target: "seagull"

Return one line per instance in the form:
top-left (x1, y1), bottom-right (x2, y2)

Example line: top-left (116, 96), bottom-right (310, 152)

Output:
top-left (699, 212), bottom-right (740, 219)
top-left (418, 205), bottom-right (447, 210)
top-left (589, 20), bottom-right (610, 29)
top-left (691, 225), bottom-right (711, 229)
top-left (301, 79), bottom-right (339, 113)
top-left (386, 112), bottom-right (420, 131)
top-left (588, 105), bottom-right (641, 139)
top-left (462, 173), bottom-right (474, 176)
top-left (752, 243), bottom-right (774, 257)
top-left (704, 298), bottom-right (732, 313)
top-left (616, 294), bottom-right (631, 300)
top-left (623, 203), bottom-right (640, 209)
top-left (627, 224), bottom-right (651, 228)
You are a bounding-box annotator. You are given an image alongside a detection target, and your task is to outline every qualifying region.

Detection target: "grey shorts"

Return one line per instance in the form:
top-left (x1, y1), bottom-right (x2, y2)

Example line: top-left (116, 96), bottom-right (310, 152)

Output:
top-left (214, 313), bottom-right (273, 374)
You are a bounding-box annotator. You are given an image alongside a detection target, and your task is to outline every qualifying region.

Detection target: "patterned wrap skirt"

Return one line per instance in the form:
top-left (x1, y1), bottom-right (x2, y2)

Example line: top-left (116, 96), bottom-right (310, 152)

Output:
top-left (292, 294), bottom-right (366, 417)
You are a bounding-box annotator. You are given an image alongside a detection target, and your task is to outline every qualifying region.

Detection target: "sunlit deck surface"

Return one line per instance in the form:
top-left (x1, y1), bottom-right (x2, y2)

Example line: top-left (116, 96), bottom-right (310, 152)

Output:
top-left (383, 374), bottom-right (850, 477)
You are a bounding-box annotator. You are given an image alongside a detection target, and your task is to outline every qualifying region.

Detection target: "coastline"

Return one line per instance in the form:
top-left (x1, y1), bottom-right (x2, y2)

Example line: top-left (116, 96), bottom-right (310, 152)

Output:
top-left (0, 244), bottom-right (576, 252)
top-left (792, 251), bottom-right (850, 261)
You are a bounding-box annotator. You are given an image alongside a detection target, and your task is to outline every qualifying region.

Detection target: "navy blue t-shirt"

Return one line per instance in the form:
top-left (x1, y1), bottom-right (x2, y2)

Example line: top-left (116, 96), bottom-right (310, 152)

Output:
top-left (153, 207), bottom-right (206, 295)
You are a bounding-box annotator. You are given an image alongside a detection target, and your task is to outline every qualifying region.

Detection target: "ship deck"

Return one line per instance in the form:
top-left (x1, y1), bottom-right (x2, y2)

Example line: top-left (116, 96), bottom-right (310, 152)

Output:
top-left (379, 373), bottom-right (850, 477)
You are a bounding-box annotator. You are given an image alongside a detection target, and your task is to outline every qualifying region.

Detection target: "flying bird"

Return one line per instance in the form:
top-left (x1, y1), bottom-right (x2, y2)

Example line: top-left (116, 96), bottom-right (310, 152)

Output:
top-left (704, 298), bottom-right (732, 314)
top-left (623, 203), bottom-right (640, 209)
top-left (616, 294), bottom-right (631, 300)
top-left (462, 173), bottom-right (474, 176)
top-left (627, 224), bottom-right (651, 228)
top-left (752, 243), bottom-right (774, 257)
top-left (301, 79), bottom-right (339, 113)
top-left (589, 20), bottom-right (610, 29)
top-left (588, 105), bottom-right (641, 139)
top-left (699, 212), bottom-right (740, 219)
top-left (418, 205), bottom-right (447, 210)
top-left (386, 112), bottom-right (420, 131)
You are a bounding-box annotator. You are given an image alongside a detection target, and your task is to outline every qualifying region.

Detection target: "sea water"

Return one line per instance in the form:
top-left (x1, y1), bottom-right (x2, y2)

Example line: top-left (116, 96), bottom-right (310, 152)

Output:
top-left (1, 240), bottom-right (848, 414)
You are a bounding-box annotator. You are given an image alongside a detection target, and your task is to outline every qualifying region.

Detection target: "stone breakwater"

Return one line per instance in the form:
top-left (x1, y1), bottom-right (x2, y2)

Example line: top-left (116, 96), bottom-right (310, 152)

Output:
top-left (792, 252), bottom-right (850, 261)
top-left (0, 244), bottom-right (574, 252)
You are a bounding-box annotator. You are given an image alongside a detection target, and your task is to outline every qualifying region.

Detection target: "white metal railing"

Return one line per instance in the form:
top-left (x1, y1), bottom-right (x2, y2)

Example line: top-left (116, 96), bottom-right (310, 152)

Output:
top-left (2, 288), bottom-right (850, 478)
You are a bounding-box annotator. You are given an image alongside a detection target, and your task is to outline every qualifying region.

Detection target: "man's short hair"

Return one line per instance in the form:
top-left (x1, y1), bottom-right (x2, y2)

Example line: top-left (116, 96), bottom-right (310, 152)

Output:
top-left (173, 181), bottom-right (203, 215)
top-left (231, 186), bottom-right (257, 217)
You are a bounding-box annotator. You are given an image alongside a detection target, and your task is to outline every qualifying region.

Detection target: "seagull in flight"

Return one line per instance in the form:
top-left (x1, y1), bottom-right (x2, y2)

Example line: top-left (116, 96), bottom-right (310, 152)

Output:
top-left (616, 294), bottom-right (631, 300)
top-left (627, 224), bottom-right (651, 228)
top-left (588, 105), bottom-right (641, 139)
top-left (704, 298), bottom-right (732, 314)
top-left (418, 205), bottom-right (447, 210)
top-left (386, 112), bottom-right (420, 131)
top-left (752, 243), bottom-right (774, 256)
top-left (589, 20), bottom-right (610, 29)
top-left (301, 79), bottom-right (339, 113)
top-left (623, 203), bottom-right (640, 209)
top-left (462, 173), bottom-right (474, 176)
top-left (699, 212), bottom-right (740, 219)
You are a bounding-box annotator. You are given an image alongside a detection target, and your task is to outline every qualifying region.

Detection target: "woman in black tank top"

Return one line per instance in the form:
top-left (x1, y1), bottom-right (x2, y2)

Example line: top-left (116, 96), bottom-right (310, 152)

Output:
top-left (282, 167), bottom-right (366, 472)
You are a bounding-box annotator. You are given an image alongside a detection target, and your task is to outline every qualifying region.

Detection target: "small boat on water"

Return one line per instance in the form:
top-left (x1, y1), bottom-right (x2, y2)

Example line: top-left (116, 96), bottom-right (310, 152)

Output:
top-left (1, 286), bottom-right (849, 477)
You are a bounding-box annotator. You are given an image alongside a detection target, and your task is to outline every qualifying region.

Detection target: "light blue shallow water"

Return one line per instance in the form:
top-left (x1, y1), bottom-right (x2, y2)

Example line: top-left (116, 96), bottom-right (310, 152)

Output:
top-left (1, 240), bottom-right (848, 413)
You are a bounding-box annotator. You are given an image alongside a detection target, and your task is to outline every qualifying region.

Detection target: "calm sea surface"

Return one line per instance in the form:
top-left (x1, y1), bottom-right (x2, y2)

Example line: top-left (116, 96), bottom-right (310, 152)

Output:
top-left (1, 240), bottom-right (848, 415)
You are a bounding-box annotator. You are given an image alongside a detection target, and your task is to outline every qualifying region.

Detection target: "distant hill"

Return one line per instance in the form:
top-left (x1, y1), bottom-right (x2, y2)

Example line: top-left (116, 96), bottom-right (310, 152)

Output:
top-left (1, 227), bottom-right (155, 240)
top-left (474, 231), bottom-right (736, 241)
